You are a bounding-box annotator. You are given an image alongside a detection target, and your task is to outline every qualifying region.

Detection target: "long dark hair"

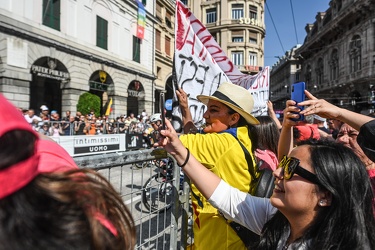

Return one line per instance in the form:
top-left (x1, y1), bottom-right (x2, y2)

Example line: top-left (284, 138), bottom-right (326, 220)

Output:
top-left (0, 130), bottom-right (136, 249)
top-left (253, 116), bottom-right (280, 154)
top-left (227, 107), bottom-right (256, 153)
top-left (254, 140), bottom-right (375, 249)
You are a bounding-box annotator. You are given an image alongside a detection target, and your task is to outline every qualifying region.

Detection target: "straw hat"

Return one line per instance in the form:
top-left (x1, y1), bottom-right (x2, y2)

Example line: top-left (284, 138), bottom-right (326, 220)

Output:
top-left (197, 82), bottom-right (259, 125)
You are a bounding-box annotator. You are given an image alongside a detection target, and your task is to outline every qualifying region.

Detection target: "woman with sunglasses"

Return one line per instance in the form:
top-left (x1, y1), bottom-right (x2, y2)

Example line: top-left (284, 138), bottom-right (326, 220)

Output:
top-left (157, 119), bottom-right (375, 249)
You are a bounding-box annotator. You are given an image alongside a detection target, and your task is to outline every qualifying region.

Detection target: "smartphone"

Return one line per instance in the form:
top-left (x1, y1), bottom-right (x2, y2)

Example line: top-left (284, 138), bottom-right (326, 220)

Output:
top-left (160, 92), bottom-right (166, 130)
top-left (291, 82), bottom-right (306, 121)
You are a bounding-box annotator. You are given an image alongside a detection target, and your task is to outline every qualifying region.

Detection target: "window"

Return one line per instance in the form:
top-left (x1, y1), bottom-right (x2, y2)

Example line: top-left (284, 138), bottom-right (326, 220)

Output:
top-left (249, 38), bottom-right (257, 44)
top-left (96, 16), bottom-right (108, 50)
top-left (181, 0), bottom-right (188, 5)
top-left (165, 11), bottom-right (172, 28)
top-left (250, 5), bottom-right (257, 20)
top-left (330, 49), bottom-right (339, 80)
top-left (165, 36), bottom-right (171, 56)
top-left (316, 58), bottom-right (324, 86)
top-left (156, 30), bottom-right (161, 51)
top-left (156, 3), bottom-right (162, 20)
top-left (232, 30), bottom-right (243, 42)
top-left (349, 35), bottom-right (361, 73)
top-left (249, 31), bottom-right (257, 44)
top-left (232, 37), bottom-right (243, 42)
top-left (142, 0), bottom-right (146, 6)
top-left (249, 52), bottom-right (257, 66)
top-left (133, 36), bottom-right (141, 63)
top-left (232, 4), bottom-right (244, 20)
top-left (43, 0), bottom-right (60, 31)
top-left (206, 8), bottom-right (217, 23)
top-left (231, 51), bottom-right (243, 66)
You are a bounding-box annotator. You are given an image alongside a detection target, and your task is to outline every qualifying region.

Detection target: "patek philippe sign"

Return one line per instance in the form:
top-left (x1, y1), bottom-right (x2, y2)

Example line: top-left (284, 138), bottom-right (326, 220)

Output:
top-left (31, 65), bottom-right (70, 81)
top-left (127, 80), bottom-right (145, 98)
top-left (128, 89), bottom-right (145, 97)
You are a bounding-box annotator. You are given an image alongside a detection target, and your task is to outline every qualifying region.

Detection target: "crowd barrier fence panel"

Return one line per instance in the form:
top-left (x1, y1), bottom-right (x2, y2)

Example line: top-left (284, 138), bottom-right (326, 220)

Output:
top-left (73, 149), bottom-right (192, 249)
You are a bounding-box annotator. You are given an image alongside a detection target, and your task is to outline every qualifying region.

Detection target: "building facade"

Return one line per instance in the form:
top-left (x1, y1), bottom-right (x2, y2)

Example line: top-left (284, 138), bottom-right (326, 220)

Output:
top-left (270, 0), bottom-right (375, 114)
top-left (0, 0), bottom-right (157, 118)
top-left (269, 45), bottom-right (302, 110)
top-left (180, 0), bottom-right (266, 75)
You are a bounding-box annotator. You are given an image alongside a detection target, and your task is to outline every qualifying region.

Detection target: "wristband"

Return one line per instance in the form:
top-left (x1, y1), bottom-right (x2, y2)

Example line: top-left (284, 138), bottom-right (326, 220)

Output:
top-left (178, 147), bottom-right (190, 168)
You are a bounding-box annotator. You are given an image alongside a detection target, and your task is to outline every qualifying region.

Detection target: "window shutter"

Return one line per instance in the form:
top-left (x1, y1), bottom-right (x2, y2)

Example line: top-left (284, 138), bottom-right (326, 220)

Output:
top-left (165, 37), bottom-right (171, 56)
top-left (156, 30), bottom-right (161, 51)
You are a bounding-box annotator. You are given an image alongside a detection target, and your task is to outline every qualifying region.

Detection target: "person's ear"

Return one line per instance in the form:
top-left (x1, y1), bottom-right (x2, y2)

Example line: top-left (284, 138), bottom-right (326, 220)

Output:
top-left (318, 191), bottom-right (332, 207)
top-left (229, 113), bottom-right (240, 127)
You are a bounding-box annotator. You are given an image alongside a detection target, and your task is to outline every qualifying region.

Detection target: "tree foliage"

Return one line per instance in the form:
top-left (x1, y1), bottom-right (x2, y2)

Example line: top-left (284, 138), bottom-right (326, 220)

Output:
top-left (76, 92), bottom-right (100, 116)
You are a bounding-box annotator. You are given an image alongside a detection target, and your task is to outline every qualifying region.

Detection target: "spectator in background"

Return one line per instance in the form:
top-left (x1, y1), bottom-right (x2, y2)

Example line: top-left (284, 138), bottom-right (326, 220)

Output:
top-left (128, 113), bottom-right (138, 123)
top-left (313, 114), bottom-right (331, 134)
top-left (141, 109), bottom-right (148, 121)
top-left (63, 116), bottom-right (75, 136)
top-left (267, 100), bottom-right (282, 130)
top-left (106, 119), bottom-right (117, 134)
top-left (31, 118), bottom-right (42, 132)
top-left (38, 122), bottom-right (51, 136)
top-left (124, 116), bottom-right (132, 131)
top-left (24, 109), bottom-right (42, 125)
top-left (40, 105), bottom-right (50, 121)
top-left (74, 111), bottom-right (82, 122)
top-left (119, 116), bottom-right (127, 133)
top-left (49, 122), bottom-right (63, 137)
top-left (75, 115), bottom-right (86, 135)
top-left (95, 120), bottom-right (103, 135)
top-left (327, 118), bottom-right (343, 139)
top-left (87, 109), bottom-right (95, 118)
top-left (293, 123), bottom-right (320, 145)
top-left (137, 116), bottom-right (147, 133)
top-left (254, 116), bottom-right (280, 171)
top-left (84, 117), bottom-right (97, 135)
top-left (0, 93), bottom-right (136, 249)
top-left (50, 110), bottom-right (61, 122)
top-left (62, 110), bottom-right (71, 122)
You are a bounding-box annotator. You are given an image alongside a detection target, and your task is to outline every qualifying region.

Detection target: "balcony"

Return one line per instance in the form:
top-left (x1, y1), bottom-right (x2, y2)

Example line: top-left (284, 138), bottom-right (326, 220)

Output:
top-left (237, 65), bottom-right (262, 73)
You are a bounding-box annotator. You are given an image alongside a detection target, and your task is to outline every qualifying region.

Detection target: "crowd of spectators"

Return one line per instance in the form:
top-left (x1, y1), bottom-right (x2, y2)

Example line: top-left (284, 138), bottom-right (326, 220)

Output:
top-left (21, 105), bottom-right (155, 138)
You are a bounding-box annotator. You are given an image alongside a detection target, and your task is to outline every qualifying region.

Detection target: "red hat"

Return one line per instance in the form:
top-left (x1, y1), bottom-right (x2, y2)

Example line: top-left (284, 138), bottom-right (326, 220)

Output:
top-left (0, 94), bottom-right (40, 199)
top-left (295, 124), bottom-right (320, 141)
top-left (0, 94), bottom-right (78, 199)
top-left (0, 94), bottom-right (117, 236)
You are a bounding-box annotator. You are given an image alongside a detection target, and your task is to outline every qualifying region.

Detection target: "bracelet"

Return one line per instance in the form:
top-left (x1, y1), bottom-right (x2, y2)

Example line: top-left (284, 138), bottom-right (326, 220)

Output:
top-left (178, 147), bottom-right (190, 168)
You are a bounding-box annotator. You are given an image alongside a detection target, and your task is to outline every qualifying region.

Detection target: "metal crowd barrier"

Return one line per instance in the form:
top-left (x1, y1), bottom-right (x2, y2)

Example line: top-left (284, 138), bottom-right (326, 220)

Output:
top-left (73, 149), bottom-right (192, 249)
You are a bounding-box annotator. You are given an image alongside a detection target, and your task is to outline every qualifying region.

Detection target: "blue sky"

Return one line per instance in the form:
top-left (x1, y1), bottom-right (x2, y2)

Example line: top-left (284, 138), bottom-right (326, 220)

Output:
top-left (264, 0), bottom-right (330, 67)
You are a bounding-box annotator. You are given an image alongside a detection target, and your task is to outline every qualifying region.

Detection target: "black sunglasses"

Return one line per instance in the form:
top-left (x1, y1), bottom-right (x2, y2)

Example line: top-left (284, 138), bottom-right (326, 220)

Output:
top-left (278, 155), bottom-right (321, 185)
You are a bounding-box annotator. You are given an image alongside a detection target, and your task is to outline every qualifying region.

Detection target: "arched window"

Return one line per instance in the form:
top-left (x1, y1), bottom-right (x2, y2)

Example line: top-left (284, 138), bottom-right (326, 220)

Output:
top-left (316, 58), bottom-right (324, 87)
top-left (349, 35), bottom-right (361, 72)
top-left (330, 49), bottom-right (339, 81)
